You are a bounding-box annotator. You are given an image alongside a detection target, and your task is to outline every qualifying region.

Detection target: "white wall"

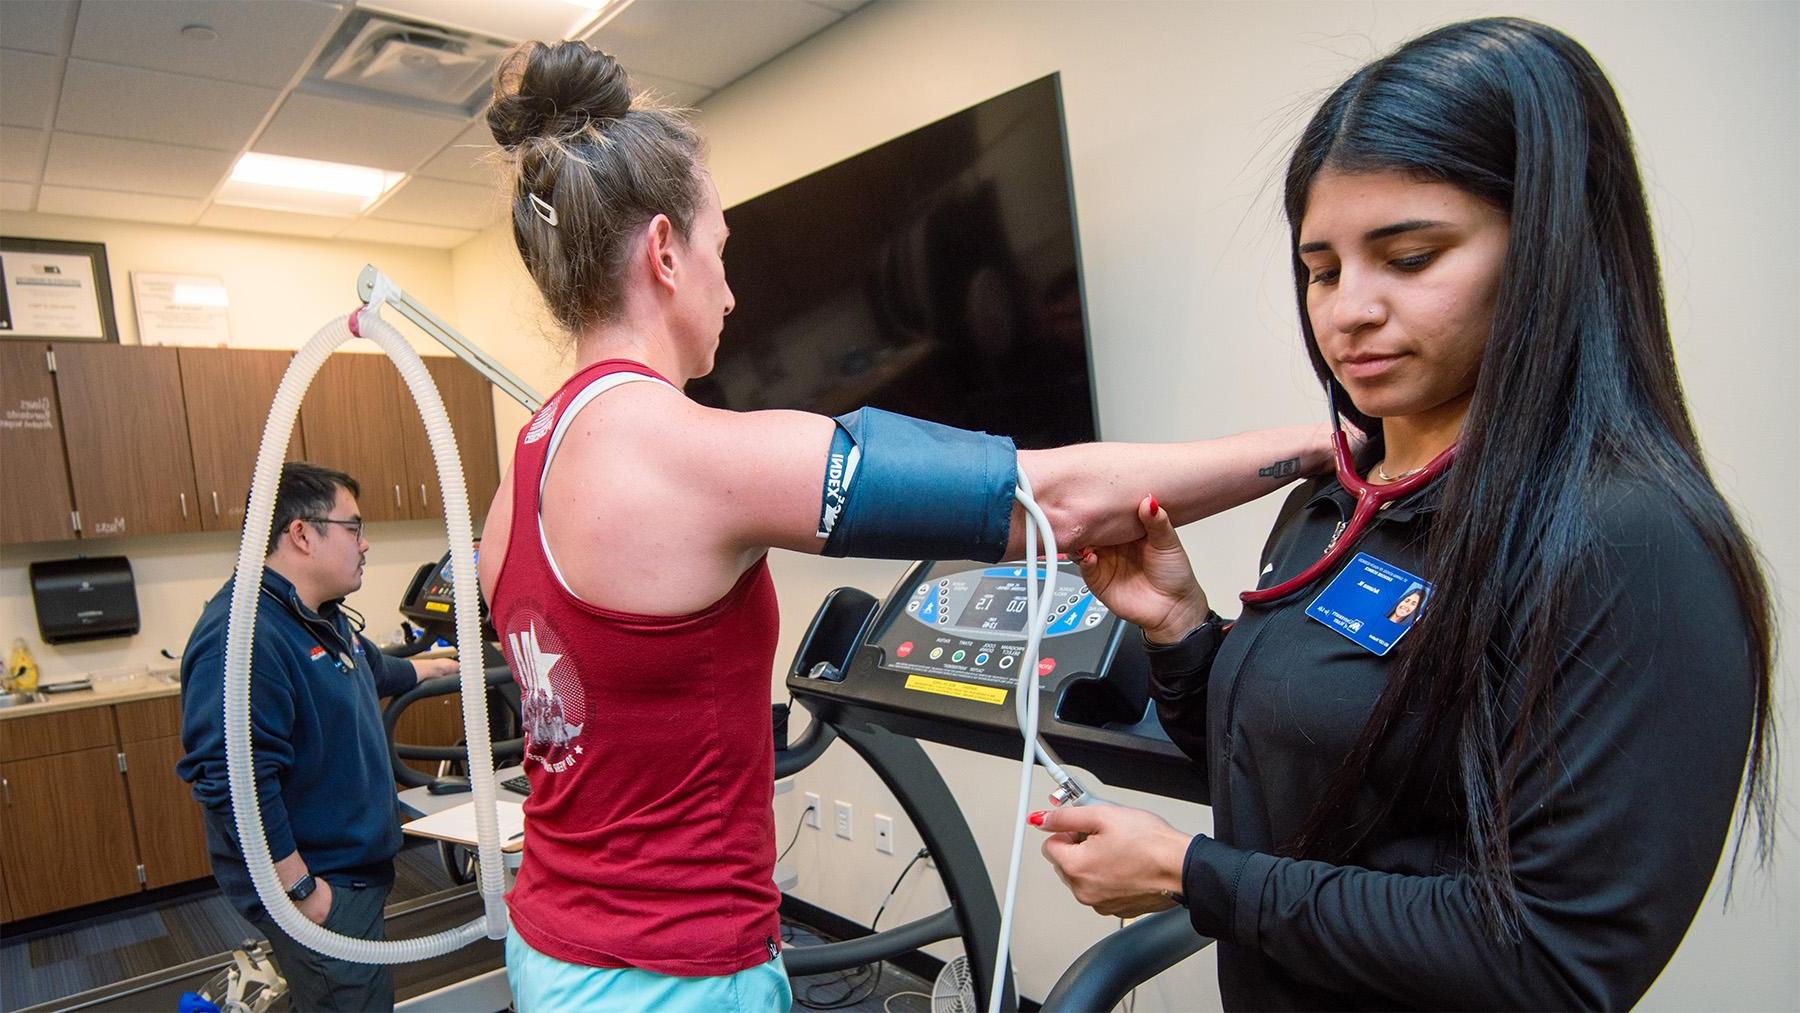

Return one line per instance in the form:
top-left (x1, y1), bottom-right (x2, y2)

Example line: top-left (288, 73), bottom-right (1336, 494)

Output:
top-left (695, 1), bottom-right (1798, 1007)
top-left (452, 1), bottom-right (1799, 1007)
top-left (0, 213), bottom-right (470, 680)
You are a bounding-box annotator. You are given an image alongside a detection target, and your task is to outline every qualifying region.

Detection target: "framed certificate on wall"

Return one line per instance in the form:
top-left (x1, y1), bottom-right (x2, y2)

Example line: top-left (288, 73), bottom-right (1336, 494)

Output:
top-left (0, 237), bottom-right (121, 342)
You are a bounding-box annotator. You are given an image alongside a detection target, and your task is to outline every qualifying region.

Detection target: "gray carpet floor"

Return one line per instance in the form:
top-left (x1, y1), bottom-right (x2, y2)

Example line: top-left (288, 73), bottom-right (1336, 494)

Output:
top-left (2, 841), bottom-right (939, 1013)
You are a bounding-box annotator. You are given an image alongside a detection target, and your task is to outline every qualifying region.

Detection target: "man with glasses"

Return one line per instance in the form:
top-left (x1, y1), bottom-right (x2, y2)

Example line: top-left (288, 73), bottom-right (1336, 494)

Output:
top-left (177, 462), bottom-right (458, 1011)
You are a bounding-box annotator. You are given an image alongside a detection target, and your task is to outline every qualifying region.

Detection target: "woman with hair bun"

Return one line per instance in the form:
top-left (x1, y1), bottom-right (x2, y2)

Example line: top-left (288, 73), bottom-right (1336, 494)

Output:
top-left (1036, 18), bottom-right (1776, 1010)
top-left (476, 40), bottom-right (1339, 1010)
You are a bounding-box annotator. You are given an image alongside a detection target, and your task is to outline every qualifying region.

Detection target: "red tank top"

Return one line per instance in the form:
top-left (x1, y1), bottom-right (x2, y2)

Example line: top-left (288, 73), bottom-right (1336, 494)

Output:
top-left (490, 359), bottom-right (782, 976)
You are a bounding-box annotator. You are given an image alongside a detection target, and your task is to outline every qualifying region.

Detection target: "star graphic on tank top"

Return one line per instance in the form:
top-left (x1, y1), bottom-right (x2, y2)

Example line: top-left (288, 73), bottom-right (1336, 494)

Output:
top-left (574, 745), bottom-right (583, 754)
top-left (509, 623), bottom-right (563, 693)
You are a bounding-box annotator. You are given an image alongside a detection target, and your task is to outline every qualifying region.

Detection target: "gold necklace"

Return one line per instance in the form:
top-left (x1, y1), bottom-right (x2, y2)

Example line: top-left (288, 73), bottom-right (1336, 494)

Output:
top-left (1376, 461), bottom-right (1428, 482)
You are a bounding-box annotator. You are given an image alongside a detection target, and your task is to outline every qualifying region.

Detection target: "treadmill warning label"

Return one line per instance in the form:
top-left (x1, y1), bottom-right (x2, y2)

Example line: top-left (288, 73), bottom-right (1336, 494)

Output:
top-left (904, 675), bottom-right (1008, 705)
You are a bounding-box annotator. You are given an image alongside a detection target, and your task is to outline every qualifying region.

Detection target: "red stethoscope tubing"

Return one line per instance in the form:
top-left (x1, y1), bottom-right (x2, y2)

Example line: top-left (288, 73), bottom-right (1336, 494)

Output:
top-left (1239, 418), bottom-right (1457, 606)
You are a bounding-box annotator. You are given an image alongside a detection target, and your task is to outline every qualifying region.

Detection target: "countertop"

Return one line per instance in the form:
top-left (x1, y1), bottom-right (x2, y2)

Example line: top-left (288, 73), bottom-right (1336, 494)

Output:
top-left (0, 669), bottom-right (180, 720)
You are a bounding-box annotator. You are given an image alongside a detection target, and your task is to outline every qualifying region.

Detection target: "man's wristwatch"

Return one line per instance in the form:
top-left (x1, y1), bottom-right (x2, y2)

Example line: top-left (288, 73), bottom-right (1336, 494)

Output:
top-left (285, 872), bottom-right (317, 902)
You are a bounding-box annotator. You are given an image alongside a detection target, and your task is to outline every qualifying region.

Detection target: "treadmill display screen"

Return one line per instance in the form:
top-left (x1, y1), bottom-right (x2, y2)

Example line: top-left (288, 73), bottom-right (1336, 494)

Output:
top-left (952, 576), bottom-right (1032, 633)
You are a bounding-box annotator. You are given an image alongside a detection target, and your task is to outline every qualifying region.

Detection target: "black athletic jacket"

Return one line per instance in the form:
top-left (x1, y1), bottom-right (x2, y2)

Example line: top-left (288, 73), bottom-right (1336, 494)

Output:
top-left (1150, 473), bottom-right (1755, 1010)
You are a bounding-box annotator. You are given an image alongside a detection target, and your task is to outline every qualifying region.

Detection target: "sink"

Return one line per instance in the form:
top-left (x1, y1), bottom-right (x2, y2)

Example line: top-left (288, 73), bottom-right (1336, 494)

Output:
top-left (0, 691), bottom-right (44, 709)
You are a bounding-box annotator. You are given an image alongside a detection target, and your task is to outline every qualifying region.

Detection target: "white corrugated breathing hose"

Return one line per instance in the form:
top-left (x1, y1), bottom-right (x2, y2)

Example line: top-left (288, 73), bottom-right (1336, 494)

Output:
top-left (988, 471), bottom-right (1059, 1013)
top-left (222, 280), bottom-right (506, 962)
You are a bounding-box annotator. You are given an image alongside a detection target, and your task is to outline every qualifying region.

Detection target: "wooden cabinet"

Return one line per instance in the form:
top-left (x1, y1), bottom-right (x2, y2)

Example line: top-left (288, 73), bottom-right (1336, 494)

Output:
top-left (0, 342), bottom-right (77, 543)
top-left (115, 696), bottom-right (211, 889)
top-left (0, 845), bottom-right (13, 922)
top-left (0, 696), bottom-right (214, 922)
top-left (2, 345), bottom-right (500, 545)
top-left (53, 343), bottom-right (203, 538)
top-left (305, 352), bottom-right (502, 524)
top-left (0, 746), bottom-right (142, 920)
top-left (177, 348), bottom-right (302, 531)
top-left (398, 358), bottom-right (503, 523)
top-left (298, 353), bottom-right (416, 523)
top-left (122, 735), bottom-right (212, 888)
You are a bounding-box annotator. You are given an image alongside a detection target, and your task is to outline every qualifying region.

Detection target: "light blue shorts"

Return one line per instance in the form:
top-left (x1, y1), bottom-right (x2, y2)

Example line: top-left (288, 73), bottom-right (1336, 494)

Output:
top-left (506, 926), bottom-right (792, 1013)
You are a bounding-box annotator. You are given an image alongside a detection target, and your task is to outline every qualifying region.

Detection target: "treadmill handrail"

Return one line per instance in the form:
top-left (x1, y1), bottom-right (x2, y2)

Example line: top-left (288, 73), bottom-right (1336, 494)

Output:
top-left (781, 906), bottom-right (960, 977)
top-left (384, 666), bottom-right (524, 788)
top-left (774, 710), bottom-right (837, 779)
top-left (1039, 906), bottom-right (1212, 1011)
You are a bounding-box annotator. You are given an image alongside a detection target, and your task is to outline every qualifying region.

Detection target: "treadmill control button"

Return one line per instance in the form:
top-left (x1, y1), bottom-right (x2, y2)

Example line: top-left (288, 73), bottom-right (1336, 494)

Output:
top-left (998, 655), bottom-right (1015, 669)
top-left (897, 641), bottom-right (914, 658)
top-left (1038, 658), bottom-right (1056, 676)
top-left (952, 650), bottom-right (966, 663)
top-left (1084, 612), bottom-right (1103, 626)
top-left (974, 653), bottom-right (990, 665)
top-left (930, 647), bottom-right (944, 660)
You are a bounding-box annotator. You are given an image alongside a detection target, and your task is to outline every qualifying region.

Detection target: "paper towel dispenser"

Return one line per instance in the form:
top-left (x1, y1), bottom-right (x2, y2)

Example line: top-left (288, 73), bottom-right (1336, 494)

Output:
top-left (30, 556), bottom-right (140, 644)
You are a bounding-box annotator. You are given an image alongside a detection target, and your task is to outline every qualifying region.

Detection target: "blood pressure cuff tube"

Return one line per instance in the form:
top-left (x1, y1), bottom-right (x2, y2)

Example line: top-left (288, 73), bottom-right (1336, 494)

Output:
top-left (817, 408), bottom-right (1018, 563)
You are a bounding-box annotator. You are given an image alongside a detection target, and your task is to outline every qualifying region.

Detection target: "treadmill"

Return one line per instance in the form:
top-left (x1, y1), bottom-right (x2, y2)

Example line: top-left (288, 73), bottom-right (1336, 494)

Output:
top-left (777, 558), bottom-right (1215, 1011)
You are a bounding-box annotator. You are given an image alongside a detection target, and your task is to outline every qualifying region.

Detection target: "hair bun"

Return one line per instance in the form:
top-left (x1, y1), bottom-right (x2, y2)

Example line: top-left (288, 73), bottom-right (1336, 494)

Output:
top-left (488, 41), bottom-right (632, 149)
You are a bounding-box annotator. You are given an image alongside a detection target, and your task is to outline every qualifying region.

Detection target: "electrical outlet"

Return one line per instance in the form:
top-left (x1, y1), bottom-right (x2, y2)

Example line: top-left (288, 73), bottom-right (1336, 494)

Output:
top-left (874, 814), bottom-right (895, 855)
top-left (803, 792), bottom-right (821, 829)
top-left (833, 800), bottom-right (854, 840)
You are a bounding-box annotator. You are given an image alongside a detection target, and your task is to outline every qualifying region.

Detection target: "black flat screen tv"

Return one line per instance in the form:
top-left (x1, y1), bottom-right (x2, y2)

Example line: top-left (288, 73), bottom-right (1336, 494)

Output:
top-left (692, 74), bottom-right (1096, 449)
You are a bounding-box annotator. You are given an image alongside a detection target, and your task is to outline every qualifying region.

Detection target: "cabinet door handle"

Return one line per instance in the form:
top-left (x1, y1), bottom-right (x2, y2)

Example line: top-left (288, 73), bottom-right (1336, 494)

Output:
top-left (419, 483), bottom-right (428, 507)
top-left (179, 492), bottom-right (188, 518)
top-left (2, 776), bottom-right (9, 805)
top-left (394, 484), bottom-right (403, 508)
top-left (211, 490), bottom-right (221, 517)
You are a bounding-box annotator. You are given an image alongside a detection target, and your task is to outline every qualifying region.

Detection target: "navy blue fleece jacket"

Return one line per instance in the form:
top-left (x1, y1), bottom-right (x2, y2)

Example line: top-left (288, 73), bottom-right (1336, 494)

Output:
top-left (177, 568), bottom-right (417, 915)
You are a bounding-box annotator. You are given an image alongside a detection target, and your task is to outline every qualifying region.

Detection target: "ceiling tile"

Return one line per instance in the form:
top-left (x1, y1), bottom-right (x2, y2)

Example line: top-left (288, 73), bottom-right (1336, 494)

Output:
top-left (0, 49), bottom-right (59, 129)
top-left (56, 60), bottom-right (279, 151)
top-left (414, 122), bottom-right (502, 186)
top-left (0, 1), bottom-right (75, 56)
top-left (337, 217), bottom-right (478, 250)
top-left (255, 91), bottom-right (466, 172)
top-left (627, 68), bottom-right (711, 109)
top-left (369, 176), bottom-right (503, 230)
top-left (0, 126), bottom-right (45, 182)
top-left (36, 185), bottom-right (206, 225)
top-left (199, 203), bottom-right (349, 238)
top-left (586, 0), bottom-right (838, 89)
top-left (359, 0), bottom-right (595, 43)
top-left (0, 181), bottom-right (34, 212)
top-left (72, 0), bottom-right (343, 89)
top-left (45, 133), bottom-right (234, 198)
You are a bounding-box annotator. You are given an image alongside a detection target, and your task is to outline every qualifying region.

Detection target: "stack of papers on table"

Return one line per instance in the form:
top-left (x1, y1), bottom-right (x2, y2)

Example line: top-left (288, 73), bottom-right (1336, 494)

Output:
top-left (402, 800), bottom-right (527, 852)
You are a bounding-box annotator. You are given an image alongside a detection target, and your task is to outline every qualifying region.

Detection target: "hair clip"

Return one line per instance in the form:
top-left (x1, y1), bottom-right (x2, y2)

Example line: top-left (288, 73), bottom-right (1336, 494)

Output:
top-left (529, 192), bottom-right (559, 227)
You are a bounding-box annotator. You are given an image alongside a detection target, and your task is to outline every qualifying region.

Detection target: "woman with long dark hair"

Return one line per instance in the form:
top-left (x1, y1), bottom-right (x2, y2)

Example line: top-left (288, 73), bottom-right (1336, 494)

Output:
top-left (1035, 18), bottom-right (1776, 1009)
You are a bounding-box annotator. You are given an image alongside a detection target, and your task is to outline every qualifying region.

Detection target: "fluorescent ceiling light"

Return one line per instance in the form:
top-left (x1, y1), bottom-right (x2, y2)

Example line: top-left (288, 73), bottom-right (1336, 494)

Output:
top-left (217, 153), bottom-right (406, 216)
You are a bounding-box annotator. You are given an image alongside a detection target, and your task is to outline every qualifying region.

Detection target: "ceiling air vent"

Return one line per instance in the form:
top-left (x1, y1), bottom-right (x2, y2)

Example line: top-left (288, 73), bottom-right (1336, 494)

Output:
top-left (304, 9), bottom-right (512, 117)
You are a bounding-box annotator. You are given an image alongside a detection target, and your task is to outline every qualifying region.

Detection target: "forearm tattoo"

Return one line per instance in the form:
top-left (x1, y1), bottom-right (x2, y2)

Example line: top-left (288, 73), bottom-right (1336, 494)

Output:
top-left (1258, 457), bottom-right (1300, 480)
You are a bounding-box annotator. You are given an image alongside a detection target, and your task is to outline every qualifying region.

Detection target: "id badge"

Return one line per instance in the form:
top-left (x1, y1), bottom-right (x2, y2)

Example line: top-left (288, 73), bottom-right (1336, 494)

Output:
top-left (1306, 552), bottom-right (1431, 657)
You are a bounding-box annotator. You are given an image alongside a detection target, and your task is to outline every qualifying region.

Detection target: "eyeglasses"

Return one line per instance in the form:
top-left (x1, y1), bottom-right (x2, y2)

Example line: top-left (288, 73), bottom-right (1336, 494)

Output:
top-left (307, 517), bottom-right (364, 539)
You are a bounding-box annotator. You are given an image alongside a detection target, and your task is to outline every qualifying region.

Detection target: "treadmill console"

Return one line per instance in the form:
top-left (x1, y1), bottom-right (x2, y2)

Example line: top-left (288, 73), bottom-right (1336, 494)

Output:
top-left (790, 559), bottom-right (1205, 801)
top-left (875, 564), bottom-right (1113, 698)
top-left (399, 545), bottom-right (493, 643)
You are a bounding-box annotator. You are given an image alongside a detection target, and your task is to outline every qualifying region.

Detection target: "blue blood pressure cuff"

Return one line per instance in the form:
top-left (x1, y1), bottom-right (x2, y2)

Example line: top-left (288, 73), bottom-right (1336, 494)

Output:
top-left (817, 408), bottom-right (1017, 563)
